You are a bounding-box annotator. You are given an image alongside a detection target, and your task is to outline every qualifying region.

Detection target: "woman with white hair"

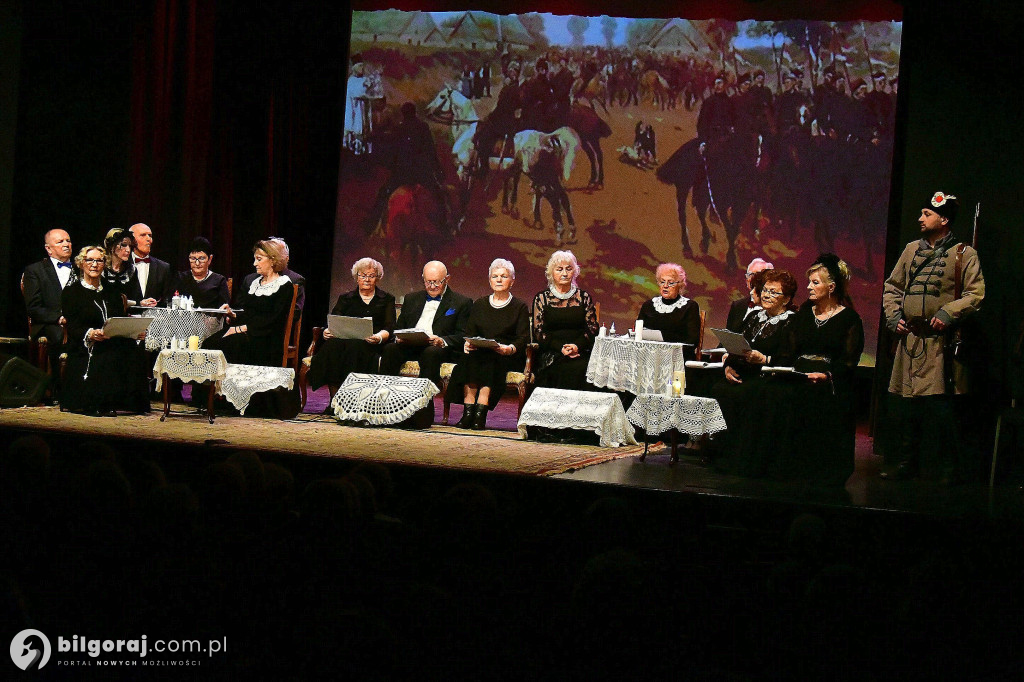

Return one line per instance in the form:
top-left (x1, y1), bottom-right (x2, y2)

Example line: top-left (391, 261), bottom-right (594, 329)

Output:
top-left (449, 258), bottom-right (530, 430)
top-left (531, 249), bottom-right (598, 390)
top-left (637, 262), bottom-right (701, 359)
top-left (307, 257), bottom-right (395, 397)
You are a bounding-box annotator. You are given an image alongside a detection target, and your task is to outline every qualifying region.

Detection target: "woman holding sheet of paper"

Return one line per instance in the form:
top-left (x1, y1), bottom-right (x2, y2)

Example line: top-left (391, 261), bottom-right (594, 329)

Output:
top-left (636, 262), bottom-right (701, 359)
top-left (711, 268), bottom-right (798, 477)
top-left (60, 245), bottom-right (150, 416)
top-left (307, 257), bottom-right (395, 396)
top-left (448, 258), bottom-right (529, 430)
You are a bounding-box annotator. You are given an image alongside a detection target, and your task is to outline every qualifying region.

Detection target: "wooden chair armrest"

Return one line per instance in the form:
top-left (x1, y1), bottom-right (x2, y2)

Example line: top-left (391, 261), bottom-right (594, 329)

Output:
top-left (523, 343), bottom-right (539, 377)
top-left (306, 327), bottom-right (324, 357)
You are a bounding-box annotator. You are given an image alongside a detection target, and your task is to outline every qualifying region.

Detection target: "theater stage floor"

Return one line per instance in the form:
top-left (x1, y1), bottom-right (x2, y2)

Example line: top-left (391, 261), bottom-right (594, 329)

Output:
top-left (2, 386), bottom-right (1020, 523)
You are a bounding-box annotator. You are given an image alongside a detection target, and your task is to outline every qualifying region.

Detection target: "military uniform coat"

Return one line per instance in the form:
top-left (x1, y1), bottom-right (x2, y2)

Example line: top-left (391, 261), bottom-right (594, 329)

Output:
top-left (882, 233), bottom-right (984, 396)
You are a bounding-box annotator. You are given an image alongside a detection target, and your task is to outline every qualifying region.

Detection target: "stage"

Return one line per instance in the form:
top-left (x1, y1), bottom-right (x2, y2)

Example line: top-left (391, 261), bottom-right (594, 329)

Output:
top-left (1, 389), bottom-right (1020, 522)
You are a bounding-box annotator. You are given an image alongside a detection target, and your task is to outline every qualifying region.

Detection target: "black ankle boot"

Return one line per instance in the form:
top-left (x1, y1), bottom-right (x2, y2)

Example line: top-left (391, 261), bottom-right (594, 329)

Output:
top-left (471, 405), bottom-right (489, 430)
top-left (456, 404), bottom-right (477, 429)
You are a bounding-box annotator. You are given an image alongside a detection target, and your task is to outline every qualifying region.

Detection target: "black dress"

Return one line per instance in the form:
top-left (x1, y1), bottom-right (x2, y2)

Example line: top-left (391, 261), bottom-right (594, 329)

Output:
top-left (769, 305), bottom-right (864, 485)
top-left (307, 288), bottom-right (396, 390)
top-left (174, 271), bottom-right (231, 309)
top-left (207, 275), bottom-right (296, 366)
top-left (532, 288), bottom-right (598, 391)
top-left (710, 308), bottom-right (797, 477)
top-left (447, 295), bottom-right (530, 409)
top-left (60, 281), bottom-right (151, 414)
top-left (100, 260), bottom-right (136, 303)
top-left (637, 295), bottom-right (701, 359)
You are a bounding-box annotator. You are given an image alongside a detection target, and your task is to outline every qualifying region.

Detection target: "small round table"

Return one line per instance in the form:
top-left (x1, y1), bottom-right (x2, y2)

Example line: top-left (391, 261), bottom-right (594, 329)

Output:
top-left (153, 348), bottom-right (228, 423)
top-left (625, 393), bottom-right (728, 462)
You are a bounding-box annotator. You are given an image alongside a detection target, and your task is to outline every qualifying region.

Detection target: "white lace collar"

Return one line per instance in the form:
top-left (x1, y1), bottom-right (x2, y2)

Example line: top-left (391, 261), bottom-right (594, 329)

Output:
top-left (248, 273), bottom-right (291, 297)
top-left (652, 295), bottom-right (689, 314)
top-left (754, 308), bottom-right (794, 325)
top-left (80, 279), bottom-right (103, 292)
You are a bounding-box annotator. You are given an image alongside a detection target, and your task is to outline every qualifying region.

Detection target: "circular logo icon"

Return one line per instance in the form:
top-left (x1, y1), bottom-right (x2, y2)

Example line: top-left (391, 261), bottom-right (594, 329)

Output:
top-left (10, 630), bottom-right (51, 671)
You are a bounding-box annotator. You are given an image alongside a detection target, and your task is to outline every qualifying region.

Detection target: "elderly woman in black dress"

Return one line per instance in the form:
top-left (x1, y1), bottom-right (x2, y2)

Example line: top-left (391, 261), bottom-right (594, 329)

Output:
top-left (212, 238), bottom-right (297, 366)
top-left (307, 257), bottom-right (395, 397)
top-left (451, 258), bottom-right (530, 430)
top-left (60, 245), bottom-right (150, 416)
top-left (637, 262), bottom-right (701, 359)
top-left (771, 254), bottom-right (864, 485)
top-left (532, 250), bottom-right (598, 391)
top-left (711, 269), bottom-right (799, 476)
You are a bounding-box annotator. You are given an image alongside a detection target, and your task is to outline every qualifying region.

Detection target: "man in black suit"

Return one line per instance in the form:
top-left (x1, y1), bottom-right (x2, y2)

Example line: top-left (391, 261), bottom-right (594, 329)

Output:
top-left (128, 223), bottom-right (173, 307)
top-left (380, 260), bottom-right (472, 390)
top-left (23, 228), bottom-right (75, 372)
top-left (726, 257), bottom-right (773, 332)
top-left (240, 237), bottom-right (306, 310)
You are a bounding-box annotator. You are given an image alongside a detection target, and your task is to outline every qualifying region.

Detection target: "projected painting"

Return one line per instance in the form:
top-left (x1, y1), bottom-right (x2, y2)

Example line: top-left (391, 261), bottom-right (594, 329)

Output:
top-left (333, 11), bottom-right (902, 362)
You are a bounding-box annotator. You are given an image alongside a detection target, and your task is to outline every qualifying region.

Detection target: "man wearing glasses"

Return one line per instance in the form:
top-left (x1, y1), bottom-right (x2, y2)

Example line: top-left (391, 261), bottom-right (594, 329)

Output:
top-left (174, 236), bottom-right (230, 308)
top-left (726, 257), bottom-right (774, 332)
top-left (380, 260), bottom-right (472, 390)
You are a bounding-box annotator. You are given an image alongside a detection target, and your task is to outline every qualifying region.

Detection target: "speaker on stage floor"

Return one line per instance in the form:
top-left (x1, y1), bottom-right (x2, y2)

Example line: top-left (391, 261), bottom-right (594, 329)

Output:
top-left (0, 352), bottom-right (51, 408)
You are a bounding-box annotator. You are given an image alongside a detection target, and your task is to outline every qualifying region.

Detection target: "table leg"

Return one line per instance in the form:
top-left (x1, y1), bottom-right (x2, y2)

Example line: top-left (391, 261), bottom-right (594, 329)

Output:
top-left (160, 373), bottom-right (171, 421)
top-left (670, 429), bottom-right (679, 463)
top-left (206, 380), bottom-right (216, 424)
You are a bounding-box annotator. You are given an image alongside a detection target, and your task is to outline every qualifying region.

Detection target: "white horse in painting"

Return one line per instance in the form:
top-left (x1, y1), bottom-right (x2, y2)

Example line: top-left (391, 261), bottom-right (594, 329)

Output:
top-left (425, 84), bottom-right (480, 142)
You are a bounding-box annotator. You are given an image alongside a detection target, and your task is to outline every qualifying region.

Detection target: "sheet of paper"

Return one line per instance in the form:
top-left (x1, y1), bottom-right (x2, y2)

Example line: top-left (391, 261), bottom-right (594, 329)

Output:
top-left (709, 328), bottom-right (753, 355)
top-left (101, 316), bottom-right (153, 339)
top-left (327, 315), bottom-right (374, 340)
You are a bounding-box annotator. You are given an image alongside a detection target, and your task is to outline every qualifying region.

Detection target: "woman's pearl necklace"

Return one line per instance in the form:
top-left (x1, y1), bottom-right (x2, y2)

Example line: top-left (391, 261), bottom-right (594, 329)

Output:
top-left (549, 284), bottom-right (576, 300)
top-left (489, 294), bottom-right (512, 309)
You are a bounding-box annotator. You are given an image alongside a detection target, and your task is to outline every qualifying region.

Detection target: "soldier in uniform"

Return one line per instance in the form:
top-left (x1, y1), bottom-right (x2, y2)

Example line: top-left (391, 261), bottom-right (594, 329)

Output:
top-left (864, 71), bottom-right (896, 138)
top-left (775, 69), bottom-right (809, 135)
top-left (881, 192), bottom-right (985, 481)
top-left (521, 58), bottom-right (559, 133)
top-left (697, 72), bottom-right (735, 142)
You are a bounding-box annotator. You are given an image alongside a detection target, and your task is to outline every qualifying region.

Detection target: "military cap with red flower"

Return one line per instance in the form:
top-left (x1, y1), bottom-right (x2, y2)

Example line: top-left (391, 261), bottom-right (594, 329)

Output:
top-left (928, 191), bottom-right (960, 222)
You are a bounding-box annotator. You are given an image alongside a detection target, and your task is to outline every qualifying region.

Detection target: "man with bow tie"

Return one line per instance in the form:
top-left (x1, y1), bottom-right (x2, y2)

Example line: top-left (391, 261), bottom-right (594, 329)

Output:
top-left (127, 223), bottom-right (173, 307)
top-left (380, 260), bottom-right (472, 390)
top-left (23, 228), bottom-right (75, 373)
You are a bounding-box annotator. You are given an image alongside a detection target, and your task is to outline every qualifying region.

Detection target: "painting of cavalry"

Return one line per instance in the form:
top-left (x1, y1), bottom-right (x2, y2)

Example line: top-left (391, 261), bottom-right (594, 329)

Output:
top-left (333, 11), bottom-right (901, 361)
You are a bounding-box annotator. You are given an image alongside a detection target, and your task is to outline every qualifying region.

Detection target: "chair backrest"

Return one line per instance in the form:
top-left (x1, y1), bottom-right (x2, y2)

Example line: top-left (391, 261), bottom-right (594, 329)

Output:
top-left (696, 309), bottom-right (707, 360)
top-left (595, 302), bottom-right (601, 325)
top-left (281, 283), bottom-right (301, 370)
top-left (226, 277), bottom-right (233, 300)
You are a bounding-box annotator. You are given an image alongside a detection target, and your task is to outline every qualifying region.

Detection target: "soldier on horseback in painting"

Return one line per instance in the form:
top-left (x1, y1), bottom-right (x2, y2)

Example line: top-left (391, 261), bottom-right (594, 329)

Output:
top-left (473, 62), bottom-right (523, 174)
top-left (365, 102), bottom-right (449, 234)
top-left (521, 58), bottom-right (565, 134)
top-left (775, 69), bottom-right (810, 136)
top-left (697, 72), bottom-right (736, 143)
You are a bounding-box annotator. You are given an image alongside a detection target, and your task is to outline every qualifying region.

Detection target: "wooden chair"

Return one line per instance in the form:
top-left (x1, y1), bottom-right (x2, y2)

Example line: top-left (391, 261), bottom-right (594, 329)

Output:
top-left (281, 284), bottom-right (301, 371)
top-left (226, 277), bottom-right (233, 301)
top-left (298, 327), bottom-right (323, 411)
top-left (696, 309), bottom-right (707, 360)
top-left (442, 342), bottom-right (538, 423)
top-left (20, 274), bottom-right (49, 372)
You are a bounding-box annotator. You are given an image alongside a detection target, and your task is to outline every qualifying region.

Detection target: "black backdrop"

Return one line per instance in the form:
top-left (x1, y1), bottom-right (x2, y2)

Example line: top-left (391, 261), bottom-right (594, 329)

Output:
top-left (2, 0), bottom-right (1022, 444)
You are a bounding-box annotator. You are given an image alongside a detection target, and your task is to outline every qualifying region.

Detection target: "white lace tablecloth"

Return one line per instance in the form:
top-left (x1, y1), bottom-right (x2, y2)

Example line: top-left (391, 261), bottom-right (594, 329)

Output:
top-left (331, 373), bottom-right (439, 426)
top-left (625, 393), bottom-right (728, 437)
top-left (153, 349), bottom-right (228, 391)
top-left (141, 308), bottom-right (225, 351)
top-left (517, 387), bottom-right (637, 448)
top-left (220, 364), bottom-right (295, 415)
top-left (586, 336), bottom-right (687, 396)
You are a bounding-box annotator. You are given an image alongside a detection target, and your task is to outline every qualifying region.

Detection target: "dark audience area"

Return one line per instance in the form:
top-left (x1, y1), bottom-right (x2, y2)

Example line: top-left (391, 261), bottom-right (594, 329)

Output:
top-left (3, 428), bottom-right (1024, 678)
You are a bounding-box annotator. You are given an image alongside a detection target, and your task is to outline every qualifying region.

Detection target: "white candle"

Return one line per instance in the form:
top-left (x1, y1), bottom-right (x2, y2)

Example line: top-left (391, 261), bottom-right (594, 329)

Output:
top-left (634, 319), bottom-right (644, 341)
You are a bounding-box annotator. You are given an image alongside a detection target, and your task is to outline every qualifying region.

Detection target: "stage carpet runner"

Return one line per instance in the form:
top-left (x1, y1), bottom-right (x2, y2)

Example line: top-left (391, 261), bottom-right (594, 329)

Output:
top-left (0, 405), bottom-right (645, 476)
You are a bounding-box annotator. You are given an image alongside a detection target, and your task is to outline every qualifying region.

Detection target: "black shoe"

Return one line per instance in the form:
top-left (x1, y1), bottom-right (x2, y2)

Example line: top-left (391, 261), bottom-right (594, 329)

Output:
top-left (456, 404), bottom-right (477, 429)
top-left (471, 406), bottom-right (489, 430)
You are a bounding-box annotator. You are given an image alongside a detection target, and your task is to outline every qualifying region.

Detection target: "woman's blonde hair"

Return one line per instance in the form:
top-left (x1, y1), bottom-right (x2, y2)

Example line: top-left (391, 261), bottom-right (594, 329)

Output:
top-left (544, 250), bottom-right (579, 286)
top-left (74, 245), bottom-right (107, 270)
top-left (254, 238), bottom-right (290, 273)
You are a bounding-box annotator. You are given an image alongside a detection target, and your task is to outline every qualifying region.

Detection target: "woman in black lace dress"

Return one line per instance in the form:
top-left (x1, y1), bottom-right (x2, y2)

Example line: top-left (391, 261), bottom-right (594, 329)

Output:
top-left (711, 269), bottom-right (799, 476)
top-left (532, 250), bottom-right (599, 391)
top-left (100, 227), bottom-right (137, 303)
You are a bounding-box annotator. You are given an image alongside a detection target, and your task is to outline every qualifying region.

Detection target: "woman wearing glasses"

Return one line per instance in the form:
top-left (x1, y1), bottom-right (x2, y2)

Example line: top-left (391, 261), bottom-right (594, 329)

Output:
top-left (637, 262), bottom-right (701, 359)
top-left (60, 245), bottom-right (150, 416)
top-left (307, 257), bottom-right (395, 397)
top-left (174, 236), bottom-right (230, 308)
top-left (711, 269), bottom-right (799, 476)
top-left (532, 250), bottom-right (599, 391)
